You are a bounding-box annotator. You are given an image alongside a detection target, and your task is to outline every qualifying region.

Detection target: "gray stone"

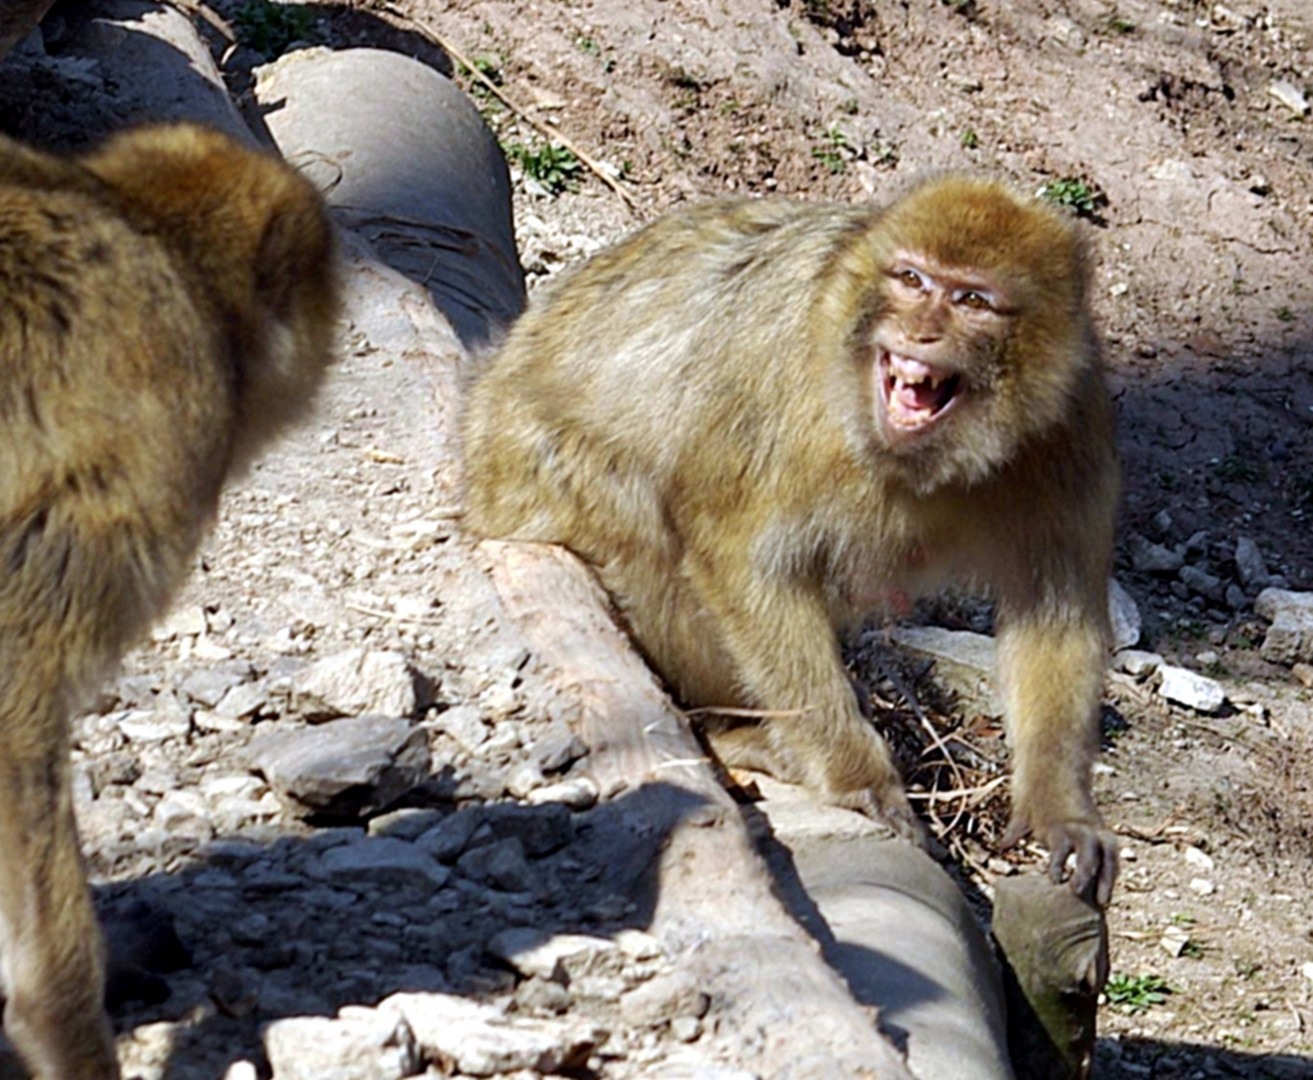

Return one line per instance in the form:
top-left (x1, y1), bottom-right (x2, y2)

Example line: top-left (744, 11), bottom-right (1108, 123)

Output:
top-left (414, 811), bottom-right (483, 863)
top-left (245, 715), bottom-right (429, 818)
top-left (380, 992), bottom-right (602, 1076)
top-left (488, 929), bottom-right (617, 981)
top-left (1157, 665), bottom-right (1227, 714)
top-left (890, 626), bottom-right (999, 715)
top-left (1179, 565), bottom-right (1225, 602)
top-left (457, 837), bottom-right (534, 892)
top-left (316, 837), bottom-right (450, 891)
top-left (1269, 79), bottom-right (1311, 116)
top-left (526, 777), bottom-right (599, 810)
top-left (1129, 533), bottom-right (1184, 575)
top-left (485, 802), bottom-right (574, 857)
top-left (293, 649), bottom-right (426, 721)
top-left (1107, 578), bottom-right (1141, 650)
top-left (1113, 650), bottom-right (1163, 677)
top-left (180, 662), bottom-right (254, 708)
top-left (1234, 536), bottom-right (1270, 589)
top-left (1225, 584), bottom-right (1249, 611)
top-left (620, 970), bottom-right (710, 1028)
top-left (116, 699), bottom-right (191, 743)
top-left (1255, 589), bottom-right (1313, 665)
top-left (262, 1009), bottom-right (419, 1080)
top-left (215, 682), bottom-right (269, 721)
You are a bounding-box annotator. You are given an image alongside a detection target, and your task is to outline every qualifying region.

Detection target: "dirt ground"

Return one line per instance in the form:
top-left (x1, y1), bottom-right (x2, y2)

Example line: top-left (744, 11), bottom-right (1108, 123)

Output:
top-left (3, 0), bottom-right (1313, 1078)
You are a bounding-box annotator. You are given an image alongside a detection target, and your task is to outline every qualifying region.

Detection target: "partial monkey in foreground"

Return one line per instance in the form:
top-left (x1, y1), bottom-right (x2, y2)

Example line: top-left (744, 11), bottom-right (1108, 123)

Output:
top-left (463, 176), bottom-right (1119, 905)
top-left (0, 122), bottom-right (339, 1080)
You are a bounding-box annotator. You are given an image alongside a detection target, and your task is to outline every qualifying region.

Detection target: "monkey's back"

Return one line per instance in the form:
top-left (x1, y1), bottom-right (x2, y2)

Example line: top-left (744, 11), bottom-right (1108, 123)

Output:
top-left (0, 176), bottom-right (235, 678)
top-left (463, 197), bottom-right (879, 553)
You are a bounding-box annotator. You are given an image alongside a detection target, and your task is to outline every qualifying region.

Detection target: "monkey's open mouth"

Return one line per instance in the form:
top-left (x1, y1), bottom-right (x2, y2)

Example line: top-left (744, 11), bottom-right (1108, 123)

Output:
top-left (880, 351), bottom-right (961, 431)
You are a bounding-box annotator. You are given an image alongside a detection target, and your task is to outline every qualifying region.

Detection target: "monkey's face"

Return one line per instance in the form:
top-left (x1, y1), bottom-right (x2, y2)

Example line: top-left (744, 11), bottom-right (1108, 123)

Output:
top-left (868, 254), bottom-right (1019, 486)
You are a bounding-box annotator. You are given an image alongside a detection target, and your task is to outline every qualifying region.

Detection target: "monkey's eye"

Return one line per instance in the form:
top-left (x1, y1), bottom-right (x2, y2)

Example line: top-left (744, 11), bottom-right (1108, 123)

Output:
top-left (893, 267), bottom-right (926, 291)
top-left (955, 289), bottom-right (995, 312)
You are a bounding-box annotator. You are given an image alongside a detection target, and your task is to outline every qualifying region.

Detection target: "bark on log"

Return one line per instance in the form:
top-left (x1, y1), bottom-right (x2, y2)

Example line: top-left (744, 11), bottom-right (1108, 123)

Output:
top-left (992, 874), bottom-right (1109, 1080)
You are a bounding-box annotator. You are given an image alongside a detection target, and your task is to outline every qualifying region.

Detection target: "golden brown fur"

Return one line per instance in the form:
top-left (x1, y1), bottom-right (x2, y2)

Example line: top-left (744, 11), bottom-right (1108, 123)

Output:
top-left (0, 122), bottom-right (339, 1079)
top-left (463, 177), bottom-right (1119, 904)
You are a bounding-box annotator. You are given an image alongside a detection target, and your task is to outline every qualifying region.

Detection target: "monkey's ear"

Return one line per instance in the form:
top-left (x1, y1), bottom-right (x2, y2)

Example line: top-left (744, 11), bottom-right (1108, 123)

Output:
top-left (254, 182), bottom-right (337, 322)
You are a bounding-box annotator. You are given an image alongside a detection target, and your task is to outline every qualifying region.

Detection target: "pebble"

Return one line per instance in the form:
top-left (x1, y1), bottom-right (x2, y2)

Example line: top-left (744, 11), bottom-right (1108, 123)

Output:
top-left (1157, 665), bottom-right (1227, 713)
top-left (316, 837), bottom-right (451, 890)
top-left (294, 648), bottom-right (425, 720)
top-left (1255, 589), bottom-right (1313, 665)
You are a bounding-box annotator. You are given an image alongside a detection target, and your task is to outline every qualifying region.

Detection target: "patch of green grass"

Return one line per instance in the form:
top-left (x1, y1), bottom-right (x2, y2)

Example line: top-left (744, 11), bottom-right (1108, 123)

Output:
top-left (1039, 176), bottom-right (1107, 221)
top-left (234, 1), bottom-right (315, 57)
top-left (960, 128), bottom-right (980, 149)
top-left (812, 126), bottom-right (852, 174)
top-left (508, 142), bottom-right (582, 195)
top-left (1106, 13), bottom-right (1137, 33)
top-left (1275, 305), bottom-right (1296, 323)
top-left (1180, 939), bottom-right (1205, 960)
top-left (1105, 972), bottom-right (1174, 1014)
top-left (1156, 470), bottom-right (1181, 492)
top-left (1213, 454), bottom-right (1260, 482)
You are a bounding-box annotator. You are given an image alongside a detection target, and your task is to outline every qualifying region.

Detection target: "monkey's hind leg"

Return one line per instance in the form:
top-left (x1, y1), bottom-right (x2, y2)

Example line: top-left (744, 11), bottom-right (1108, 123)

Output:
top-left (0, 686), bottom-right (117, 1080)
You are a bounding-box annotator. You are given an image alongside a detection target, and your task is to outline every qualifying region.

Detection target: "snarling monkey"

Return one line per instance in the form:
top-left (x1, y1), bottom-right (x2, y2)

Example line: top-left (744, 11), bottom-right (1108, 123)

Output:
top-left (0, 122), bottom-right (339, 1079)
top-left (463, 177), bottom-right (1119, 904)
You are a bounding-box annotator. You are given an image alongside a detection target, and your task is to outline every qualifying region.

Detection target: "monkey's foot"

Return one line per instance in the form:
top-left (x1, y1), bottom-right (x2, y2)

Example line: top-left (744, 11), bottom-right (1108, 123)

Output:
top-left (829, 783), bottom-right (928, 848)
top-left (1004, 816), bottom-right (1119, 908)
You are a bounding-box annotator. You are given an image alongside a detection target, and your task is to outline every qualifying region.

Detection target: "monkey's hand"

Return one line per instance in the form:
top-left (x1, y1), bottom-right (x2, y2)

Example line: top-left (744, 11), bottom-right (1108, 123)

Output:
top-left (1004, 814), bottom-right (1119, 908)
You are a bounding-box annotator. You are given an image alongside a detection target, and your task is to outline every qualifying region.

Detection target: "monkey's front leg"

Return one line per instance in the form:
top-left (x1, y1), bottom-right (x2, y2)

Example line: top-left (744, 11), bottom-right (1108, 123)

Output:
top-left (996, 610), bottom-right (1118, 906)
top-left (0, 712), bottom-right (118, 1080)
top-left (699, 576), bottom-right (924, 843)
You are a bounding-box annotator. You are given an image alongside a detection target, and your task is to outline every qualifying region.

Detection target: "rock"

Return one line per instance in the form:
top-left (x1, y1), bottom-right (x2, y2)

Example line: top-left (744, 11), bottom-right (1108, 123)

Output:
top-left (1150, 509), bottom-right (1173, 536)
top-left (1156, 665), bottom-right (1227, 714)
top-left (1234, 536), bottom-right (1269, 589)
top-left (413, 811), bottom-right (483, 863)
top-left (262, 1009), bottom-right (419, 1080)
top-left (1128, 533), bottom-right (1184, 575)
top-left (1107, 578), bottom-right (1141, 650)
top-left (1225, 584), bottom-right (1248, 611)
top-left (1113, 650), bottom-right (1163, 677)
top-left (315, 837), bottom-right (450, 890)
top-left (1179, 565), bottom-right (1224, 602)
top-left (215, 681), bottom-right (269, 721)
top-left (1292, 663), bottom-right (1313, 689)
top-left (293, 648), bottom-right (427, 720)
top-left (620, 970), bottom-right (710, 1028)
top-left (245, 715), bottom-right (430, 818)
top-left (367, 807), bottom-right (445, 841)
top-left (525, 777), bottom-right (600, 810)
top-left (380, 992), bottom-right (602, 1076)
top-left (488, 929), bottom-right (618, 981)
top-left (428, 703), bottom-right (489, 750)
top-left (484, 802), bottom-right (574, 857)
top-left (181, 663), bottom-right (255, 708)
top-left (116, 700), bottom-right (192, 743)
top-left (1269, 79), bottom-right (1310, 116)
top-left (456, 837), bottom-right (534, 893)
top-left (889, 626), bottom-right (999, 715)
top-left (1255, 589), bottom-right (1313, 665)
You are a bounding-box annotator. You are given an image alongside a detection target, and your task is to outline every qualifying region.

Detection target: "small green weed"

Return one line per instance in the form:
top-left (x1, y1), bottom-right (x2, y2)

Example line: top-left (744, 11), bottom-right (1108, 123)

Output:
top-left (960, 128), bottom-right (980, 149)
top-left (1213, 455), bottom-right (1260, 482)
top-left (812, 126), bottom-right (852, 174)
top-left (1106, 13), bottom-right (1137, 33)
top-left (1105, 972), bottom-right (1174, 1014)
top-left (1039, 177), bottom-right (1107, 221)
top-left (234, 1), bottom-right (315, 57)
top-left (1275, 305), bottom-right (1296, 323)
top-left (509, 142), bottom-right (582, 195)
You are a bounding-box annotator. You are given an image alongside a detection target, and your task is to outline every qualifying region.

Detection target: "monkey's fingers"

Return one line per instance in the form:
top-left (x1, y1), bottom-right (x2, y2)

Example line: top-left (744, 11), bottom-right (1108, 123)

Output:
top-left (1041, 822), bottom-right (1119, 908)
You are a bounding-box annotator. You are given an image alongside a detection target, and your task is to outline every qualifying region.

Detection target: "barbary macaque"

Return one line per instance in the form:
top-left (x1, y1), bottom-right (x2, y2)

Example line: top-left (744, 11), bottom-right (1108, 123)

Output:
top-left (0, 122), bottom-right (339, 1079)
top-left (463, 176), bottom-right (1119, 904)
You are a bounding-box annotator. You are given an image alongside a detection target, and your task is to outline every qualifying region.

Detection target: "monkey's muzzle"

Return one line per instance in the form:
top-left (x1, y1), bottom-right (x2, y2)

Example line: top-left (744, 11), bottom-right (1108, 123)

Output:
top-left (879, 350), bottom-right (961, 433)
